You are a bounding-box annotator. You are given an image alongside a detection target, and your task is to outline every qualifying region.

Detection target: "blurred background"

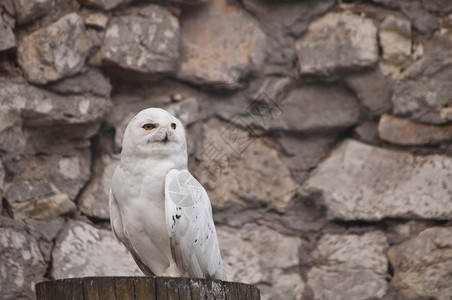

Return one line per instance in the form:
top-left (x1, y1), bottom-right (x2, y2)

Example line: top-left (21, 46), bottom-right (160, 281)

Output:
top-left (1, 0), bottom-right (452, 299)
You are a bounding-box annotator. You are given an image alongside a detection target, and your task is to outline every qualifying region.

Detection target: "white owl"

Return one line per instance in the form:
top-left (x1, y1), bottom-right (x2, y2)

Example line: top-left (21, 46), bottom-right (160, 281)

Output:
top-left (109, 108), bottom-right (226, 280)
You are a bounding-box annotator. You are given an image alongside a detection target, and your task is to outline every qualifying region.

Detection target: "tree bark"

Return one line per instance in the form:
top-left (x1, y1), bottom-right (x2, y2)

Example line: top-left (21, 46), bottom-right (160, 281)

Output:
top-left (35, 276), bottom-right (261, 300)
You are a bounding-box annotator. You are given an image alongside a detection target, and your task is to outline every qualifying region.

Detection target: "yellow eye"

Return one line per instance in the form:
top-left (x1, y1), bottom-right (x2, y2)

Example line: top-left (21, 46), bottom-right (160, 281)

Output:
top-left (143, 123), bottom-right (155, 130)
top-left (171, 123), bottom-right (176, 130)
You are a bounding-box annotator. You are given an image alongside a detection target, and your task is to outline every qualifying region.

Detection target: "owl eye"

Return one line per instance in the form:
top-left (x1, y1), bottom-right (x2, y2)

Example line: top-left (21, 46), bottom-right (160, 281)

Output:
top-left (171, 123), bottom-right (176, 130)
top-left (143, 123), bottom-right (156, 130)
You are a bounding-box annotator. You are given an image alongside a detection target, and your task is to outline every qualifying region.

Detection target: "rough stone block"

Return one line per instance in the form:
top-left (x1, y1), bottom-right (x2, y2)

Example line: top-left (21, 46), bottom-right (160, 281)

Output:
top-left (18, 13), bottom-right (93, 84)
top-left (308, 232), bottom-right (388, 300)
top-left (217, 224), bottom-right (304, 300)
top-left (388, 227), bottom-right (452, 300)
top-left (267, 84), bottom-right (361, 132)
top-left (193, 118), bottom-right (297, 212)
top-left (302, 139), bottom-right (452, 220)
top-left (0, 14), bottom-right (16, 52)
top-left (379, 15), bottom-right (412, 76)
top-left (101, 5), bottom-right (180, 77)
top-left (52, 220), bottom-right (142, 278)
top-left (13, 0), bottom-right (55, 24)
top-left (178, 0), bottom-right (266, 88)
top-left (0, 218), bottom-right (47, 299)
top-left (79, 154), bottom-right (119, 219)
top-left (345, 68), bottom-right (393, 116)
top-left (79, 0), bottom-right (132, 10)
top-left (378, 114), bottom-right (452, 145)
top-left (296, 11), bottom-right (378, 76)
top-left (392, 53), bottom-right (452, 124)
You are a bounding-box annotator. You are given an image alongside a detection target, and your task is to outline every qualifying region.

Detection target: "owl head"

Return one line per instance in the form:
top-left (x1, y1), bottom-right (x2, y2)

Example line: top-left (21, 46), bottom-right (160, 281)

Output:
top-left (121, 108), bottom-right (187, 158)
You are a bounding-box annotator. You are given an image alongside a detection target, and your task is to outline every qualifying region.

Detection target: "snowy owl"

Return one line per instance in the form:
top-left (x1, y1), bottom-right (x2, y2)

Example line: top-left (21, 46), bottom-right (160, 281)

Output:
top-left (109, 108), bottom-right (226, 280)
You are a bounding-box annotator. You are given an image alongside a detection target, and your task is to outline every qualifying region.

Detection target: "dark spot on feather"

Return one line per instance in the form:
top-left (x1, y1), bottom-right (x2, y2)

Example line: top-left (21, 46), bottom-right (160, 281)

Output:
top-left (195, 239), bottom-right (197, 243)
top-left (176, 214), bottom-right (181, 219)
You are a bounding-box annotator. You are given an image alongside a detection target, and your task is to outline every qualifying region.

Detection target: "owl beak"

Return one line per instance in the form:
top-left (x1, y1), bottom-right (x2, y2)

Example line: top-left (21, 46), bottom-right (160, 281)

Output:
top-left (162, 132), bottom-right (169, 143)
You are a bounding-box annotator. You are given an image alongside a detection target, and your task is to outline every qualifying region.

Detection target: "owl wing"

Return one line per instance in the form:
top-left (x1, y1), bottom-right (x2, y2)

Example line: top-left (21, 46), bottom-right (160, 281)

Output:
top-left (109, 190), bottom-right (155, 276)
top-left (164, 169), bottom-right (226, 280)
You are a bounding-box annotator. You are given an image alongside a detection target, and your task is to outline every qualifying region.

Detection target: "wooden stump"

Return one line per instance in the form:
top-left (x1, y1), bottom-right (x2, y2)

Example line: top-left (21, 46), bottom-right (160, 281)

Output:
top-left (35, 277), bottom-right (261, 300)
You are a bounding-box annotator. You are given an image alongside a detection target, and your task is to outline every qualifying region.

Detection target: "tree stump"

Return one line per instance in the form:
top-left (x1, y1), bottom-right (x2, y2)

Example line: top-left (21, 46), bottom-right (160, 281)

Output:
top-left (35, 277), bottom-right (261, 300)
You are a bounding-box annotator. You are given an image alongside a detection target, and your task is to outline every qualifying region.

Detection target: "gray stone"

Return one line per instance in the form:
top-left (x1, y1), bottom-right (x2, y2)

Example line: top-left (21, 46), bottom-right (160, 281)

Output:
top-left (4, 178), bottom-right (76, 221)
top-left (0, 218), bottom-right (47, 299)
top-left (242, 0), bottom-right (334, 36)
top-left (296, 11), bottom-right (378, 76)
top-left (17, 13), bottom-right (93, 84)
top-left (200, 76), bottom-right (291, 128)
top-left (249, 76), bottom-right (291, 104)
top-left (165, 97), bottom-right (201, 127)
top-left (166, 0), bottom-right (207, 5)
top-left (12, 150), bottom-right (92, 202)
top-left (79, 154), bottom-right (119, 219)
top-left (0, 160), bottom-right (4, 199)
top-left (217, 224), bottom-right (304, 300)
top-left (205, 82), bottom-right (360, 135)
top-left (392, 54), bottom-right (452, 124)
top-left (379, 15), bottom-right (412, 62)
top-left (399, 1), bottom-right (439, 38)
top-left (345, 68), bottom-right (393, 116)
top-left (13, 0), bottom-right (55, 24)
top-left (26, 217), bottom-right (65, 242)
top-left (78, 0), bottom-right (132, 10)
top-left (178, 0), bottom-right (266, 88)
top-left (48, 68), bottom-right (111, 97)
top-left (0, 107), bottom-right (26, 155)
top-left (307, 232), bottom-right (388, 300)
top-left (192, 118), bottom-right (297, 212)
top-left (0, 14), bottom-right (16, 52)
top-left (388, 227), bottom-right (452, 300)
top-left (421, 0), bottom-right (452, 14)
top-left (0, 82), bottom-right (111, 127)
top-left (424, 24), bottom-right (452, 55)
top-left (260, 272), bottom-right (305, 300)
top-left (0, 80), bottom-right (110, 157)
top-left (301, 139), bottom-right (452, 221)
top-left (51, 149), bottom-right (92, 200)
top-left (101, 5), bottom-right (180, 77)
top-left (378, 15), bottom-right (412, 77)
top-left (378, 114), bottom-right (452, 145)
top-left (267, 84), bottom-right (361, 132)
top-left (3, 148), bottom-right (91, 222)
top-left (84, 12), bottom-right (109, 29)
top-left (25, 126), bottom-right (95, 155)
top-left (352, 120), bottom-right (380, 145)
top-left (258, 25), bottom-right (298, 74)
top-left (279, 132), bottom-right (337, 173)
top-left (52, 220), bottom-right (142, 278)
top-left (197, 91), bottom-right (248, 125)
top-left (6, 192), bottom-right (76, 221)
top-left (371, 0), bottom-right (439, 38)
top-left (371, 0), bottom-right (400, 8)
top-left (5, 179), bottom-right (53, 202)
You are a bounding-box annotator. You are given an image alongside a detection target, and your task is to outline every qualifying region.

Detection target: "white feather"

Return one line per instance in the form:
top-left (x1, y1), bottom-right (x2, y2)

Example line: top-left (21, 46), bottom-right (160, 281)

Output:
top-left (165, 169), bottom-right (226, 280)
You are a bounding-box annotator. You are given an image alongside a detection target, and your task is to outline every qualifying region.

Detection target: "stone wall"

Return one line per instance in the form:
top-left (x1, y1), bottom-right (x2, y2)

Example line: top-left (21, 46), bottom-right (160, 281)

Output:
top-left (1, 0), bottom-right (452, 299)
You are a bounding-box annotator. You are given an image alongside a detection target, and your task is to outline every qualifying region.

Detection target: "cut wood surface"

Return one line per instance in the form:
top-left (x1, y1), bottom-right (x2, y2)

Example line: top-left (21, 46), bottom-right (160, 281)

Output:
top-left (35, 276), bottom-right (261, 300)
